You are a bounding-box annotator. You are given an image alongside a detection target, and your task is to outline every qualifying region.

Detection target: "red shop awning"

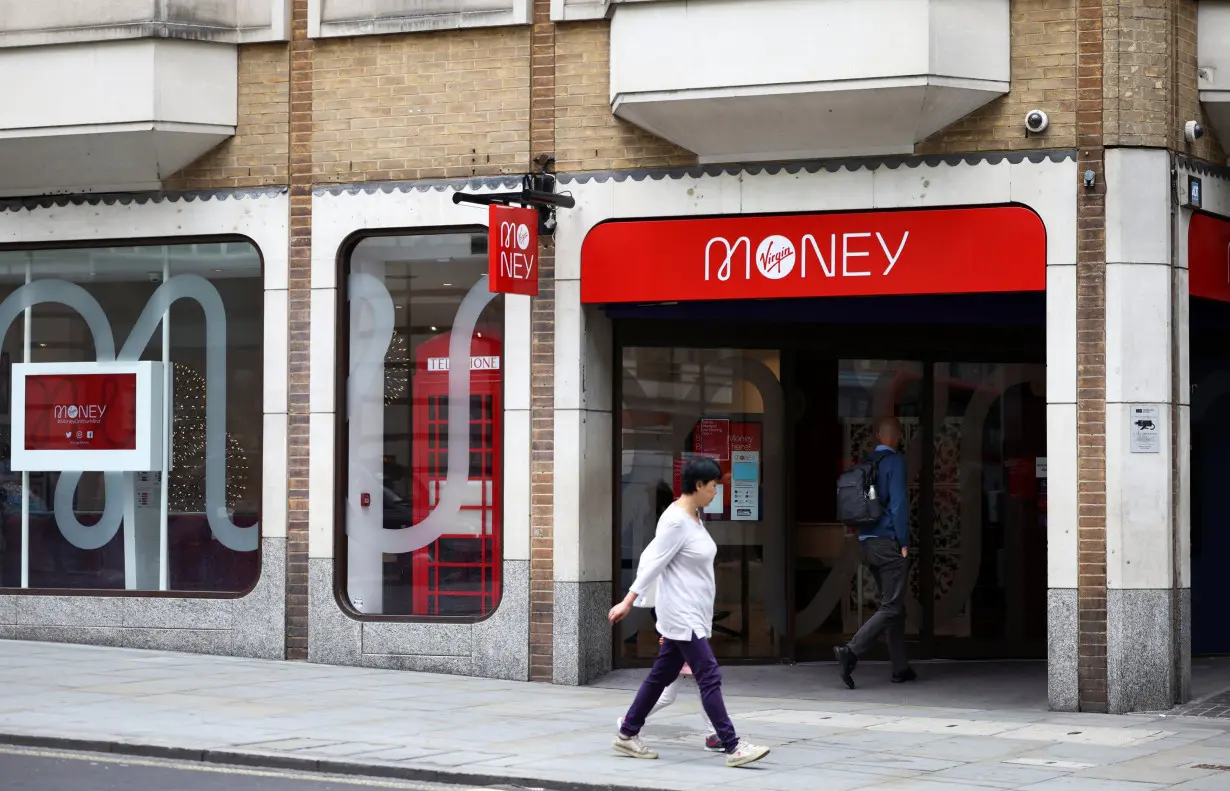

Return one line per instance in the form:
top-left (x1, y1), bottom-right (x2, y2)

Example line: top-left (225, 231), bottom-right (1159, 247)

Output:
top-left (1190, 212), bottom-right (1230, 303)
top-left (580, 206), bottom-right (1047, 305)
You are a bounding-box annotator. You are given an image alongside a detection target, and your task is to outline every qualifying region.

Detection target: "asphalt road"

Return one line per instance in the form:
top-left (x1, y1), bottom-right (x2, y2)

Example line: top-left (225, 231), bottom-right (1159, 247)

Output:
top-left (0, 746), bottom-right (512, 791)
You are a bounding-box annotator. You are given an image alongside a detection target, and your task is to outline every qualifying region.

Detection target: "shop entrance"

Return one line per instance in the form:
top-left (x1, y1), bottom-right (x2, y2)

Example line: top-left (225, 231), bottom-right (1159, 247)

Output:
top-left (1189, 210), bottom-right (1230, 657)
top-left (613, 294), bottom-right (1048, 667)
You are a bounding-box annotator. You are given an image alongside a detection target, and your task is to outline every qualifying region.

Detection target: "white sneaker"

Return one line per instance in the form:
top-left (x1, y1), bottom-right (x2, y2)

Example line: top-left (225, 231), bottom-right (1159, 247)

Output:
top-left (726, 740), bottom-right (770, 768)
top-left (613, 731), bottom-right (658, 759)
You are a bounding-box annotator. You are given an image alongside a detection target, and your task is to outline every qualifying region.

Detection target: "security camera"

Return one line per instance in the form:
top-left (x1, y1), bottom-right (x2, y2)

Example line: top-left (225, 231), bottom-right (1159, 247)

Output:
top-left (1184, 120), bottom-right (1205, 143)
top-left (1025, 110), bottom-right (1049, 134)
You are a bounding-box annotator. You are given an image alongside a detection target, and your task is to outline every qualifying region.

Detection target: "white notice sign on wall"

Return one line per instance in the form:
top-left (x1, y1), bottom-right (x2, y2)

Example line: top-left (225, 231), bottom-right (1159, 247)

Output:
top-left (1129, 405), bottom-right (1161, 454)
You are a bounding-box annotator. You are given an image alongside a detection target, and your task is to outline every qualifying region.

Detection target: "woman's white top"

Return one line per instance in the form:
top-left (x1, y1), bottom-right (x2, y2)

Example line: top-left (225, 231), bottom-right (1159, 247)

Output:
top-left (628, 504), bottom-right (717, 641)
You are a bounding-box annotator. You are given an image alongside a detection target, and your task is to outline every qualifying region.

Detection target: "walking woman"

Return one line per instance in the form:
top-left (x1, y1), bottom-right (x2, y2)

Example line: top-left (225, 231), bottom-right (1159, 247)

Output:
top-left (608, 456), bottom-right (771, 768)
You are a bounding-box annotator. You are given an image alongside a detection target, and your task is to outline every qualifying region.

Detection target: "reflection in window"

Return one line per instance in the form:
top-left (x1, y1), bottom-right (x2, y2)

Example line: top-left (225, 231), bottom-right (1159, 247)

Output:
top-left (0, 242), bottom-right (263, 594)
top-left (619, 347), bottom-right (785, 662)
top-left (344, 232), bottom-right (503, 619)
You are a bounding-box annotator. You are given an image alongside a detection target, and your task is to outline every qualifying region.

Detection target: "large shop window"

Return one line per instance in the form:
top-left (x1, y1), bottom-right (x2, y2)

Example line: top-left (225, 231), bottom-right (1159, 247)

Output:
top-left (0, 241), bottom-right (263, 594)
top-left (343, 232), bottom-right (504, 620)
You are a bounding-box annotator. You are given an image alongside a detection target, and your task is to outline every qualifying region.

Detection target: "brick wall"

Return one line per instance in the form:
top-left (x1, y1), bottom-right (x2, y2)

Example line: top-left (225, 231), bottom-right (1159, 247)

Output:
top-left (554, 21), bottom-right (695, 172)
top-left (1101, 1), bottom-right (1170, 148)
top-left (285, 0), bottom-right (313, 661)
top-left (167, 3), bottom-right (1228, 193)
top-left (529, 0), bottom-right (556, 683)
top-left (918, 0), bottom-right (1077, 154)
top-left (310, 28), bottom-right (530, 183)
top-left (1075, 0), bottom-right (1108, 715)
top-left (166, 44), bottom-right (290, 190)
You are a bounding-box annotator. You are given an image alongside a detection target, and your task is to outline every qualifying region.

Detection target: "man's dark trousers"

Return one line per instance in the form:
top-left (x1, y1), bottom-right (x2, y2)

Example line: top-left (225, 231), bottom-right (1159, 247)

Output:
top-left (848, 536), bottom-right (909, 673)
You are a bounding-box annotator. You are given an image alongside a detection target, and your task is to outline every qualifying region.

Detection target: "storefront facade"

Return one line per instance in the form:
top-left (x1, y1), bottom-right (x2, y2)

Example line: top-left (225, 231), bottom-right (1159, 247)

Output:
top-left (0, 0), bottom-right (1229, 716)
top-left (0, 190), bottom-right (289, 657)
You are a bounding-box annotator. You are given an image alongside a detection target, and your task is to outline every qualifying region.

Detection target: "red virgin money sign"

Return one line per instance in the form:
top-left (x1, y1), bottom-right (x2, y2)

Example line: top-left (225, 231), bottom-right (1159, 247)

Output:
top-left (580, 206), bottom-right (1046, 304)
top-left (488, 204), bottom-right (539, 296)
top-left (24, 373), bottom-right (138, 451)
top-left (1189, 212), bottom-right (1230, 303)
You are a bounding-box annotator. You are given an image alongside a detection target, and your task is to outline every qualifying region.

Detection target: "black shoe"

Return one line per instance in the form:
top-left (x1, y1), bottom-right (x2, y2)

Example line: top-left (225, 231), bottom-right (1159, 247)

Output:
top-left (891, 667), bottom-right (917, 684)
top-left (834, 645), bottom-right (858, 689)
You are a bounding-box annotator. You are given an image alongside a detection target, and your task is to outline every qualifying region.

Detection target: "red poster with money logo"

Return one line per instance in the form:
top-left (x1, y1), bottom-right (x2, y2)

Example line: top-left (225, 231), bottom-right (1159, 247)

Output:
top-left (24, 373), bottom-right (137, 451)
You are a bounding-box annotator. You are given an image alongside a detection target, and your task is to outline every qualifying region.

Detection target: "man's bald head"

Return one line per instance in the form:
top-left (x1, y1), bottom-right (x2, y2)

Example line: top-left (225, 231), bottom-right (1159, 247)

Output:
top-left (877, 417), bottom-right (901, 447)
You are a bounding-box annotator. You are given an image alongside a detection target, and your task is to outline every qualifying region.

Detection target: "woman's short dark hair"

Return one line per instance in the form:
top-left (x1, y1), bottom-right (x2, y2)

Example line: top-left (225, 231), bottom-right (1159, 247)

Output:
top-left (681, 455), bottom-right (722, 494)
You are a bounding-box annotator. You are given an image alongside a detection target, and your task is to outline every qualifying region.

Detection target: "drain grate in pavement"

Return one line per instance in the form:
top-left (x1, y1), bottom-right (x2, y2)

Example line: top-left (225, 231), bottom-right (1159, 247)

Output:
top-left (1192, 764), bottom-right (1230, 771)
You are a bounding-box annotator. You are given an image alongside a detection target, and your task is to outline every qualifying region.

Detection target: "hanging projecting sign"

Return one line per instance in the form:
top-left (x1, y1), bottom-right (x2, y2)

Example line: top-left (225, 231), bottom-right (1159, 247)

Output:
top-left (580, 206), bottom-right (1046, 304)
top-left (488, 204), bottom-right (539, 296)
top-left (1189, 212), bottom-right (1230, 303)
top-left (11, 361), bottom-right (165, 472)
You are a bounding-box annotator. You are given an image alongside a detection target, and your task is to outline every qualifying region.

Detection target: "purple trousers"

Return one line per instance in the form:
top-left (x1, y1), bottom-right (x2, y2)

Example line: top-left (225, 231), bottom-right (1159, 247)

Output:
top-left (619, 632), bottom-right (739, 753)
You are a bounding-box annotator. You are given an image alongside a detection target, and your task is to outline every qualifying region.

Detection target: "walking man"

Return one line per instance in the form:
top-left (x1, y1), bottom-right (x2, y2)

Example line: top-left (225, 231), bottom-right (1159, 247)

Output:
top-left (609, 455), bottom-right (771, 768)
top-left (834, 417), bottom-right (917, 688)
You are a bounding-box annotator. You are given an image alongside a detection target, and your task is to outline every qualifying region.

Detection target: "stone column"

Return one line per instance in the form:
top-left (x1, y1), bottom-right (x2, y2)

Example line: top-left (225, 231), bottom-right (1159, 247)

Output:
top-left (1103, 147), bottom-right (1188, 713)
top-left (551, 279), bottom-right (615, 685)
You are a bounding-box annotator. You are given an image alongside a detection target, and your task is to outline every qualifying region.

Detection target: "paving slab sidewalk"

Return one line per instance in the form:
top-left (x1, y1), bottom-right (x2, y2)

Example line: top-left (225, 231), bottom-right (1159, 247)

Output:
top-left (1, 640), bottom-right (1229, 791)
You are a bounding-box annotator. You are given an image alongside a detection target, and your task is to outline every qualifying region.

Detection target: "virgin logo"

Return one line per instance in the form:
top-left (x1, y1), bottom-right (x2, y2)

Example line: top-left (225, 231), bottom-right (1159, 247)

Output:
top-left (498, 220), bottom-right (535, 280)
top-left (756, 236), bottom-right (796, 280)
top-left (500, 220), bottom-right (531, 252)
top-left (706, 230), bottom-right (910, 282)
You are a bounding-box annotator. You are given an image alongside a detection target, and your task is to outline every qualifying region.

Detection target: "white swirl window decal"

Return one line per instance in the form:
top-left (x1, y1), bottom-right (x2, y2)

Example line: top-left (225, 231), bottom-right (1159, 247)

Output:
top-left (0, 275), bottom-right (258, 553)
top-left (347, 273), bottom-right (496, 557)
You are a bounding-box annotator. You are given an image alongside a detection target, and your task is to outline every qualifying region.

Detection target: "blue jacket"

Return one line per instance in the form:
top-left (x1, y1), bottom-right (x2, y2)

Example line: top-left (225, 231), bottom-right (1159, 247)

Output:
top-left (858, 446), bottom-right (909, 547)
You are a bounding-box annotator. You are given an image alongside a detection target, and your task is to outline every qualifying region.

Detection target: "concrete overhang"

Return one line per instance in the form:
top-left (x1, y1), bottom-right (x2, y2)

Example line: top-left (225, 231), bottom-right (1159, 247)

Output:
top-left (608, 0), bottom-right (1010, 163)
top-left (0, 39), bottom-right (237, 196)
top-left (1199, 1), bottom-right (1230, 150)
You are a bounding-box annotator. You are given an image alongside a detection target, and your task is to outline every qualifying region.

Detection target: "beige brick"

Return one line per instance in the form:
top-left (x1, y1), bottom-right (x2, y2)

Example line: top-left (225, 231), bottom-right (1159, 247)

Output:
top-left (165, 44), bottom-right (291, 190)
top-left (311, 27), bottom-right (531, 183)
top-left (554, 21), bottom-right (696, 172)
top-left (919, 0), bottom-right (1078, 154)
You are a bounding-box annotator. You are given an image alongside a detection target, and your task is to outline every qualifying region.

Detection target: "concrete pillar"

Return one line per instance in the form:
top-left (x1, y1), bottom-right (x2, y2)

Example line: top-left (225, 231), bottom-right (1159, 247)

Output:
top-left (1102, 148), bottom-right (1189, 713)
top-left (1047, 251), bottom-right (1080, 711)
top-left (552, 268), bottom-right (615, 685)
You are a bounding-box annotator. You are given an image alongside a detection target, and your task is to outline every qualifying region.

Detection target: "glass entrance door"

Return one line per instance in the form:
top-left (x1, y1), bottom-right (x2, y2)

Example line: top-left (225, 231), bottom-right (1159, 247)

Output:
top-left (613, 341), bottom-right (1047, 666)
top-left (618, 346), bottom-right (787, 662)
top-left (790, 357), bottom-right (1048, 661)
top-left (792, 359), bottom-right (925, 661)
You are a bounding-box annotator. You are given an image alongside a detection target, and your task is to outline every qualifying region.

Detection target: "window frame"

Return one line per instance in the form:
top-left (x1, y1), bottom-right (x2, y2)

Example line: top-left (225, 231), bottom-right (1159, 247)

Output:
top-left (0, 233), bottom-right (266, 600)
top-left (333, 225), bottom-right (507, 624)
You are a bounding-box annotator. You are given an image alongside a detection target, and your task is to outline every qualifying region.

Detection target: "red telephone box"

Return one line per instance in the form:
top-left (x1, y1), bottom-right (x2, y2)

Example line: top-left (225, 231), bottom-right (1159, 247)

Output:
top-left (409, 329), bottom-right (502, 616)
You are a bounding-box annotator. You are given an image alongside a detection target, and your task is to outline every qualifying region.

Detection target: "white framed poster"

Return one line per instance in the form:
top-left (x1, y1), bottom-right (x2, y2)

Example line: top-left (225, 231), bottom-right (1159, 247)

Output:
top-left (11, 361), bottom-right (165, 472)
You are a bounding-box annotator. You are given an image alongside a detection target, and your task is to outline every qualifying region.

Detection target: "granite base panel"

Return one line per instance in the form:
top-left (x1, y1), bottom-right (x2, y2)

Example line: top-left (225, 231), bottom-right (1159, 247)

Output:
top-left (552, 580), bottom-right (612, 686)
top-left (1107, 587), bottom-right (1189, 714)
top-left (1178, 587), bottom-right (1191, 703)
top-left (307, 558), bottom-right (530, 681)
top-left (1047, 588), bottom-right (1078, 712)
top-left (0, 537), bottom-right (286, 660)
